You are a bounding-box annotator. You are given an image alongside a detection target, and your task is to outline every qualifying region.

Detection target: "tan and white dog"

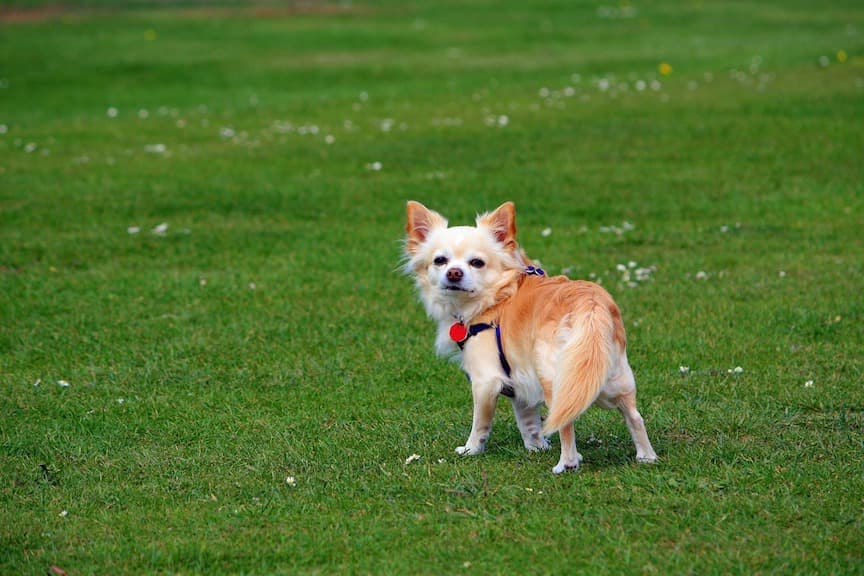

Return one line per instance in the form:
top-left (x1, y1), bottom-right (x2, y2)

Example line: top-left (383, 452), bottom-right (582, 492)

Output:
top-left (403, 201), bottom-right (657, 473)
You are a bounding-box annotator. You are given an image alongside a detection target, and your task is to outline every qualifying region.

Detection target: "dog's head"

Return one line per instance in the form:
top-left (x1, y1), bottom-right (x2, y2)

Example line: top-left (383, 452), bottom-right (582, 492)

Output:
top-left (403, 201), bottom-right (525, 322)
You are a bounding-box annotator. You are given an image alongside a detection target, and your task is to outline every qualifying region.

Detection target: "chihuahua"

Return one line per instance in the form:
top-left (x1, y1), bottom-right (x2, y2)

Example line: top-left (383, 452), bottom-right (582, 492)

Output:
top-left (403, 201), bottom-right (657, 473)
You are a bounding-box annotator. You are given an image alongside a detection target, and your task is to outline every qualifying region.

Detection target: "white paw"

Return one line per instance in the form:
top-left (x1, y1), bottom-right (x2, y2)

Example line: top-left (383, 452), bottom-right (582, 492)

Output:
top-left (552, 462), bottom-right (580, 474)
top-left (455, 445), bottom-right (484, 456)
top-left (636, 454), bottom-right (658, 464)
top-left (524, 437), bottom-right (551, 452)
top-left (552, 453), bottom-right (583, 474)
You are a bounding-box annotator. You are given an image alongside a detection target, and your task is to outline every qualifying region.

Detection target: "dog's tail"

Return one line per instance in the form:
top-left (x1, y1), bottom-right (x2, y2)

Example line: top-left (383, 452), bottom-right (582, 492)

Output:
top-left (542, 304), bottom-right (616, 435)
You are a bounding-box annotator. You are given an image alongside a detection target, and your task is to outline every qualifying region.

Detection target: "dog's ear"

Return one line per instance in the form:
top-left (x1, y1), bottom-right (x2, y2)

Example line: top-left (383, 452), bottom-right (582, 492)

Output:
top-left (477, 201), bottom-right (517, 250)
top-left (405, 201), bottom-right (447, 254)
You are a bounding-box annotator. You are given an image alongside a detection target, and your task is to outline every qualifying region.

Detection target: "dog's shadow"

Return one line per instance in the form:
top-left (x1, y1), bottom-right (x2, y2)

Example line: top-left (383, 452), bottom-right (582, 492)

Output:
top-left (492, 416), bottom-right (655, 470)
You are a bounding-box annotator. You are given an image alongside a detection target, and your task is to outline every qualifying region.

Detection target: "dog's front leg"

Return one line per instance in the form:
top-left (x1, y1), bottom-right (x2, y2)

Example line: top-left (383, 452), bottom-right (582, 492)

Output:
top-left (456, 378), bottom-right (500, 455)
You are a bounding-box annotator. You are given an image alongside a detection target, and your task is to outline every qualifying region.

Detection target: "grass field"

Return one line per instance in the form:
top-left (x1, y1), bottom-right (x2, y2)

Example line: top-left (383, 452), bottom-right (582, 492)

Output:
top-left (1, 0), bottom-right (863, 573)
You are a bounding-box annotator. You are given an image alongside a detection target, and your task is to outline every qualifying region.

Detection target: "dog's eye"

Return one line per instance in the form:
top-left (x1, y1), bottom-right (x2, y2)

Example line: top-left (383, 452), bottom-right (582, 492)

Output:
top-left (469, 258), bottom-right (485, 269)
top-left (433, 256), bottom-right (448, 266)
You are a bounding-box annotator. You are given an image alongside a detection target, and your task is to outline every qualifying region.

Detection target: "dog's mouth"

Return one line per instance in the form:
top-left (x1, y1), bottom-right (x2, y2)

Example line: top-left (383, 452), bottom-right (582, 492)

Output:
top-left (443, 284), bottom-right (473, 293)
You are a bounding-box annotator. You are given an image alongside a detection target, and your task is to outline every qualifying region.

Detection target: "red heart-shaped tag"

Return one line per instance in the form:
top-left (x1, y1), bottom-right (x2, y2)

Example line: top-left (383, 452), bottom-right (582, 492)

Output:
top-left (449, 322), bottom-right (469, 343)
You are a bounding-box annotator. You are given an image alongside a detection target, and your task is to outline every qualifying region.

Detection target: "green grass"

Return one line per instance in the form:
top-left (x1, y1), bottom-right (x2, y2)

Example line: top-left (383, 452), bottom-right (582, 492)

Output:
top-left (1, 0), bottom-right (863, 573)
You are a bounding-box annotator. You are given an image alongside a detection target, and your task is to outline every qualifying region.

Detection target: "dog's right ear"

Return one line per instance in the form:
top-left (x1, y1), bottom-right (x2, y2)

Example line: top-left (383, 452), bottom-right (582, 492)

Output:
top-left (405, 201), bottom-right (447, 254)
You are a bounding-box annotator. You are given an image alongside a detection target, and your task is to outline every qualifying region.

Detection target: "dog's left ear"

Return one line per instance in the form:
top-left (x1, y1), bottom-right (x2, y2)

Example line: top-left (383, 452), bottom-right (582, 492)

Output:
top-left (477, 201), bottom-right (517, 250)
top-left (405, 201), bottom-right (448, 254)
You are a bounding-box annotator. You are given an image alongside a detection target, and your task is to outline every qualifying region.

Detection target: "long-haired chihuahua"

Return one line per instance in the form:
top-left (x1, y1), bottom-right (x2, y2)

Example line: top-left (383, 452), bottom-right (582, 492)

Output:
top-left (403, 201), bottom-right (657, 473)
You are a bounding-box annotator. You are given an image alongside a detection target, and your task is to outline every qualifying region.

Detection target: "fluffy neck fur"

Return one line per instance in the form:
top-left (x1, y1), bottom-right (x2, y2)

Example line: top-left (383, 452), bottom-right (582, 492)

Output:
top-left (416, 257), bottom-right (524, 356)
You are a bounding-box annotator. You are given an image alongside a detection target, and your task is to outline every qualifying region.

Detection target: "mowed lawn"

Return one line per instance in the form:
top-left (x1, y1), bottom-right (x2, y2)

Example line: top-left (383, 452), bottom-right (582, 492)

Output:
top-left (1, 0), bottom-right (863, 573)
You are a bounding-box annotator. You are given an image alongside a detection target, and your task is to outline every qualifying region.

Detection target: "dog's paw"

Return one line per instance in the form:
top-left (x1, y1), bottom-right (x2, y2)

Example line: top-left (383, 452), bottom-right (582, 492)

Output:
top-left (455, 445), bottom-right (484, 456)
top-left (524, 438), bottom-right (551, 452)
top-left (636, 454), bottom-right (658, 464)
top-left (552, 453), bottom-right (583, 474)
top-left (551, 461), bottom-right (581, 474)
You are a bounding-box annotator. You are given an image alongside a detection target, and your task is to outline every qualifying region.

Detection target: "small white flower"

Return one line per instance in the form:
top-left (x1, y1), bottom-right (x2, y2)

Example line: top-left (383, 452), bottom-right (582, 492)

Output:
top-left (497, 114), bottom-right (509, 127)
top-left (695, 271), bottom-right (708, 280)
top-left (151, 222), bottom-right (169, 236)
top-left (199, 277), bottom-right (207, 286)
top-left (679, 366), bottom-right (690, 374)
top-left (248, 282), bottom-right (257, 290)
top-left (59, 510), bottom-right (68, 518)
top-left (220, 127), bottom-right (236, 139)
top-left (367, 161), bottom-right (382, 171)
top-left (404, 453), bottom-right (421, 465)
top-left (285, 476), bottom-right (297, 486)
top-left (117, 398), bottom-right (125, 404)
top-left (0, 124), bottom-right (7, 134)
top-left (34, 379), bottom-right (41, 387)
top-left (127, 226), bottom-right (140, 235)
top-left (138, 109), bottom-right (149, 119)
top-left (778, 271), bottom-right (786, 278)
top-left (57, 380), bottom-right (70, 387)
top-left (324, 134), bottom-right (335, 144)
top-left (107, 107), bottom-right (118, 118)
top-left (541, 227), bottom-right (552, 237)
top-left (635, 80), bottom-right (646, 91)
top-left (818, 55), bottom-right (830, 68)
top-left (804, 380), bottom-right (814, 388)
top-left (24, 142), bottom-right (37, 154)
top-left (728, 366), bottom-right (744, 374)
top-left (145, 143), bottom-right (166, 154)
top-left (271, 121), bottom-right (293, 133)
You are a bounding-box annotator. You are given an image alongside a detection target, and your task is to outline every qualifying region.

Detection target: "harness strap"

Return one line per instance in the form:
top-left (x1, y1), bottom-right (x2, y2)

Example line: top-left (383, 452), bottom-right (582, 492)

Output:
top-left (494, 324), bottom-right (512, 378)
top-left (453, 322), bottom-right (511, 379)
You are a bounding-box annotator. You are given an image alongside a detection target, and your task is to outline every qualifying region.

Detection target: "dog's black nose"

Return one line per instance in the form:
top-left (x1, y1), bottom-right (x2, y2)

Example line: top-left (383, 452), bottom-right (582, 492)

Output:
top-left (447, 267), bottom-right (464, 283)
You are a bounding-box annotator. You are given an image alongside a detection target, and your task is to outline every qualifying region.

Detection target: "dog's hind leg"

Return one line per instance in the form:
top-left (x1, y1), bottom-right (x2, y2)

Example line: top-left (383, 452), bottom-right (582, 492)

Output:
top-left (551, 421), bottom-right (583, 474)
top-left (601, 354), bottom-right (658, 464)
top-left (616, 391), bottom-right (657, 463)
top-left (511, 400), bottom-right (550, 452)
